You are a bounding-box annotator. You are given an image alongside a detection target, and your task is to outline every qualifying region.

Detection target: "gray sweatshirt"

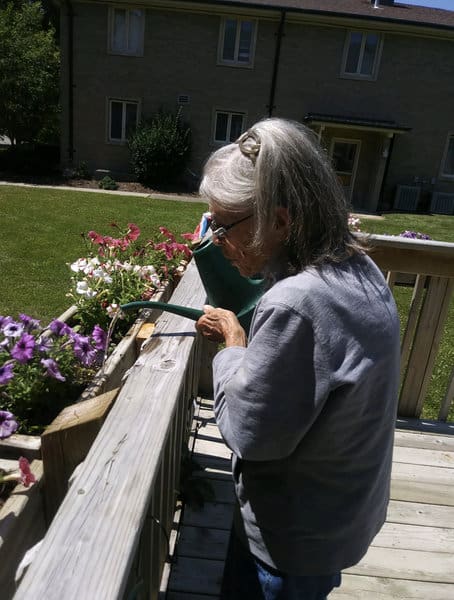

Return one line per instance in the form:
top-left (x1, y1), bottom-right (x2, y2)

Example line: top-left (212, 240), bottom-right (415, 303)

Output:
top-left (213, 254), bottom-right (400, 575)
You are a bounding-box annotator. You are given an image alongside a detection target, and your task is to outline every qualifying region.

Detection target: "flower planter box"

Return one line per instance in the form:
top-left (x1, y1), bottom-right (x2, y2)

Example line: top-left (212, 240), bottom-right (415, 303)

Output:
top-left (0, 283), bottom-right (176, 597)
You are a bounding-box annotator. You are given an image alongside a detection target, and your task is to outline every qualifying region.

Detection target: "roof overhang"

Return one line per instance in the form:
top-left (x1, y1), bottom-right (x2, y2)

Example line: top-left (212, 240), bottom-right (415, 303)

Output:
top-left (304, 113), bottom-right (411, 135)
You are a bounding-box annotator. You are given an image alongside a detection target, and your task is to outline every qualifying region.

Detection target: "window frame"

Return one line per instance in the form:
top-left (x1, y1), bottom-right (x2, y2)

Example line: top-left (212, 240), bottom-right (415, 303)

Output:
top-left (340, 30), bottom-right (383, 81)
top-left (440, 132), bottom-right (454, 180)
top-left (217, 17), bottom-right (257, 68)
top-left (107, 6), bottom-right (145, 57)
top-left (106, 98), bottom-right (141, 145)
top-left (213, 110), bottom-right (247, 144)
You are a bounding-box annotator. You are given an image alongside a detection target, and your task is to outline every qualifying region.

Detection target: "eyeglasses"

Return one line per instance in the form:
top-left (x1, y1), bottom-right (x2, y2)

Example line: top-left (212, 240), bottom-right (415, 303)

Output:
top-left (209, 214), bottom-right (253, 240)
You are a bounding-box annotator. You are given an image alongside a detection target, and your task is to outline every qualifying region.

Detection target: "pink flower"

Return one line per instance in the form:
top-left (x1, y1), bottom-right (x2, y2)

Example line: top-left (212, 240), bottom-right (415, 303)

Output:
top-left (18, 457), bottom-right (36, 487)
top-left (126, 223), bottom-right (140, 242)
top-left (159, 226), bottom-right (176, 243)
top-left (88, 230), bottom-right (105, 244)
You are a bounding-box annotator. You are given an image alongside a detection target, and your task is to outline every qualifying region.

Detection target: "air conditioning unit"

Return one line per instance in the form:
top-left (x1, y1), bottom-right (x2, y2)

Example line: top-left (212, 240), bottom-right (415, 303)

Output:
top-left (394, 185), bottom-right (421, 211)
top-left (430, 192), bottom-right (454, 215)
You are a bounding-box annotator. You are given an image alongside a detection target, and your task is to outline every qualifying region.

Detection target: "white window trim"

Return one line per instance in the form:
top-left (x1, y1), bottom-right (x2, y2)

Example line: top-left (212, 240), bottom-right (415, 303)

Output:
top-left (107, 6), bottom-right (145, 57)
top-left (329, 137), bottom-right (362, 201)
top-left (439, 132), bottom-right (454, 180)
top-left (340, 31), bottom-right (383, 81)
top-left (217, 17), bottom-right (257, 68)
top-left (106, 97), bottom-right (141, 145)
top-left (212, 109), bottom-right (247, 145)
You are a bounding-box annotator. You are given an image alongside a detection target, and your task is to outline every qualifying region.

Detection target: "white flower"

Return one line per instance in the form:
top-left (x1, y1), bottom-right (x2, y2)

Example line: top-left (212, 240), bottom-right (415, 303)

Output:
top-left (106, 303), bottom-right (123, 318)
top-left (76, 281), bottom-right (97, 297)
top-left (144, 265), bottom-right (156, 275)
top-left (103, 275), bottom-right (113, 284)
top-left (70, 258), bottom-right (88, 272)
top-left (150, 275), bottom-right (161, 286)
top-left (121, 261), bottom-right (133, 272)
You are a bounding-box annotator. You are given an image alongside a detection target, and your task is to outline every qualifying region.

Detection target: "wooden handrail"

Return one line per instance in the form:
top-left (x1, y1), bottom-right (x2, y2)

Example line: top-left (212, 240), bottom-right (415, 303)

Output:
top-left (14, 259), bottom-right (208, 600)
top-left (13, 234), bottom-right (454, 599)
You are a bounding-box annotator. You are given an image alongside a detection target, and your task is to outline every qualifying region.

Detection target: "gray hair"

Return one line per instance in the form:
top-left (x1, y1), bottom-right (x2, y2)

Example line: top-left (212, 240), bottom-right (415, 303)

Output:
top-left (200, 117), bottom-right (365, 272)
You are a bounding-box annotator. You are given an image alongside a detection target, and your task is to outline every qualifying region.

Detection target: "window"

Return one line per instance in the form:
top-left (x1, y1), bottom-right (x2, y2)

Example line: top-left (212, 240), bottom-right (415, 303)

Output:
top-left (219, 18), bottom-right (256, 66)
top-left (108, 8), bottom-right (144, 56)
top-left (440, 133), bottom-right (454, 179)
top-left (341, 31), bottom-right (382, 79)
top-left (214, 111), bottom-right (245, 143)
top-left (108, 99), bottom-right (139, 143)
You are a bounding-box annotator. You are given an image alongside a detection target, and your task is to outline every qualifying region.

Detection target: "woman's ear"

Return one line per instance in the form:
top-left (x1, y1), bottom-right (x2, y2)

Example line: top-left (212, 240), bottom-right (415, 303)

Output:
top-left (274, 206), bottom-right (290, 238)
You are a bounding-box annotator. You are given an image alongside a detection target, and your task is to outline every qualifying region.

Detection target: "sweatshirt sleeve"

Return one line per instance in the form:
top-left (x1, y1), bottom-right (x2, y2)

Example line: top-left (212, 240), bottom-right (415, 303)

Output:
top-left (212, 300), bottom-right (330, 461)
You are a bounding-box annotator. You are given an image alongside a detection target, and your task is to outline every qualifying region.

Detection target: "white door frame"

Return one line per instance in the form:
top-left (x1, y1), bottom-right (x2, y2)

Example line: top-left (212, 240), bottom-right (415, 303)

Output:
top-left (329, 137), bottom-right (361, 201)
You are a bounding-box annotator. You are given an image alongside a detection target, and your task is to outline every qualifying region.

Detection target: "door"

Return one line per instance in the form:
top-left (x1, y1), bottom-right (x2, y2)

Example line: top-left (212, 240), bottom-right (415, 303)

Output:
top-left (329, 139), bottom-right (361, 201)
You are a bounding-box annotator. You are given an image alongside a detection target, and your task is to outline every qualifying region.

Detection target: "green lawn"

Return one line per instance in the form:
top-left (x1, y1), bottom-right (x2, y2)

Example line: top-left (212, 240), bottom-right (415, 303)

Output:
top-left (1, 186), bottom-right (452, 420)
top-left (0, 185), bottom-right (206, 321)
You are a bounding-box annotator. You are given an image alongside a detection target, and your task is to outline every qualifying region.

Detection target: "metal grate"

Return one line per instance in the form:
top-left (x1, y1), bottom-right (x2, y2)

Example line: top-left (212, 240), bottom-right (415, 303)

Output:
top-left (430, 192), bottom-right (454, 215)
top-left (177, 95), bottom-right (190, 105)
top-left (394, 185), bottom-right (421, 211)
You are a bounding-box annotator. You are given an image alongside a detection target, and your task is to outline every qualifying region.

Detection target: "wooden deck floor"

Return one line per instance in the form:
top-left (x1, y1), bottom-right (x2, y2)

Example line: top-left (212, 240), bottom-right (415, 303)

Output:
top-left (162, 398), bottom-right (454, 599)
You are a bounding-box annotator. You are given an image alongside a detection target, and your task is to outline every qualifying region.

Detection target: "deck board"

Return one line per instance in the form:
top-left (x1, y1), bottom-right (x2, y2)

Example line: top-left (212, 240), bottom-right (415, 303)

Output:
top-left (164, 399), bottom-right (454, 599)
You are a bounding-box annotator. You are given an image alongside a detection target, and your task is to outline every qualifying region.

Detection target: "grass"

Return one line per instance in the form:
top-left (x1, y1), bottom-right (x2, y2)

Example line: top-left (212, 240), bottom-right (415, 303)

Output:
top-left (359, 212), bottom-right (454, 421)
top-left (0, 185), bottom-right (206, 322)
top-left (1, 186), bottom-right (452, 421)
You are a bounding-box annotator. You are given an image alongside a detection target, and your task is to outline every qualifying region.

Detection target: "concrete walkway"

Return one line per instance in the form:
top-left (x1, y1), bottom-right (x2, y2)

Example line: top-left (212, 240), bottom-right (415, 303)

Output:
top-left (0, 180), bottom-right (205, 204)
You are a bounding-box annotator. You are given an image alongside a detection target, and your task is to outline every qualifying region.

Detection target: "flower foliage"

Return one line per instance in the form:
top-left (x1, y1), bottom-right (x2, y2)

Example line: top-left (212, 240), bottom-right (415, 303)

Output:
top-left (0, 314), bottom-right (106, 433)
top-left (67, 223), bottom-right (192, 333)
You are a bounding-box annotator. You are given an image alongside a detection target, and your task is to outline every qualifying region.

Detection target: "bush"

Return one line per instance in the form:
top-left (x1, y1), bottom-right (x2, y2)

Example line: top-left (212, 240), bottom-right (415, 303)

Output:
top-left (98, 175), bottom-right (118, 190)
top-left (129, 110), bottom-right (191, 186)
top-left (74, 161), bottom-right (91, 179)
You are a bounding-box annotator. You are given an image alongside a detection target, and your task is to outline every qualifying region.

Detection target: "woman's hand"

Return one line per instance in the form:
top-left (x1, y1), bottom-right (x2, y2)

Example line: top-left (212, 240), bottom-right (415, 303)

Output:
top-left (196, 305), bottom-right (247, 347)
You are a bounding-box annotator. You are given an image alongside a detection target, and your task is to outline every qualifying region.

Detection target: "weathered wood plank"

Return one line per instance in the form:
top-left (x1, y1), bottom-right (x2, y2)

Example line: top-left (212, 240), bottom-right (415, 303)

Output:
top-left (14, 259), bottom-right (207, 600)
top-left (373, 522), bottom-right (454, 553)
top-left (393, 445), bottom-right (454, 468)
top-left (193, 437), bottom-right (232, 461)
top-left (177, 525), bottom-right (230, 560)
top-left (331, 574), bottom-right (454, 599)
top-left (184, 502), bottom-right (234, 530)
top-left (346, 546), bottom-right (454, 583)
top-left (394, 430), bottom-right (454, 452)
top-left (387, 500), bottom-right (454, 528)
top-left (391, 460), bottom-right (454, 485)
top-left (0, 460), bottom-right (45, 600)
top-left (167, 556), bottom-right (224, 596)
top-left (41, 387), bottom-right (120, 522)
top-left (391, 478), bottom-right (454, 506)
top-left (0, 434), bottom-right (41, 461)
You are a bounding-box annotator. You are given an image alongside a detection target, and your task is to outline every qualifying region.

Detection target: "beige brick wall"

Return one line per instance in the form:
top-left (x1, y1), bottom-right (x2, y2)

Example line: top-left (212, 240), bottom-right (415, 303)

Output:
top-left (65, 2), bottom-right (454, 209)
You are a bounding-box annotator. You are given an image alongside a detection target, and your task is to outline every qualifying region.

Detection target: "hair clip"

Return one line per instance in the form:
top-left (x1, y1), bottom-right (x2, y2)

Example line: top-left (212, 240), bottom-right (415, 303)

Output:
top-left (236, 130), bottom-right (261, 162)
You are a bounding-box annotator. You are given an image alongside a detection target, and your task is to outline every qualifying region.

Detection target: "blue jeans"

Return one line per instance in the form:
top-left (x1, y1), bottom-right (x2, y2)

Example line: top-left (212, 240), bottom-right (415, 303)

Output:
top-left (220, 529), bottom-right (341, 600)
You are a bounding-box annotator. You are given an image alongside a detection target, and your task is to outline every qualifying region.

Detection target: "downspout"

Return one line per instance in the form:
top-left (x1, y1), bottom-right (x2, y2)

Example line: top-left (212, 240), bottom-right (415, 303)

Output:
top-left (65, 0), bottom-right (74, 163)
top-left (378, 133), bottom-right (395, 210)
top-left (267, 10), bottom-right (286, 117)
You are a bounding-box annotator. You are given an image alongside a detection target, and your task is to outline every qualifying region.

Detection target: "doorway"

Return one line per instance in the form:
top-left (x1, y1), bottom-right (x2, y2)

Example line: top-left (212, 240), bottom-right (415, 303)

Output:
top-left (329, 138), bottom-right (361, 201)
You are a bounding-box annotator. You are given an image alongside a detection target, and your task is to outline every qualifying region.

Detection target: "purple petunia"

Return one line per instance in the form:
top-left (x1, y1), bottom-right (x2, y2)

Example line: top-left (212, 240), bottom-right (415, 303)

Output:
top-left (400, 230), bottom-right (432, 240)
top-left (3, 321), bottom-right (24, 338)
top-left (0, 316), bottom-right (13, 329)
top-left (0, 410), bottom-right (18, 439)
top-left (19, 314), bottom-right (40, 332)
top-left (49, 319), bottom-right (72, 337)
top-left (91, 325), bottom-right (107, 351)
top-left (0, 362), bottom-right (15, 385)
top-left (36, 335), bottom-right (53, 353)
top-left (41, 358), bottom-right (66, 382)
top-left (11, 334), bottom-right (35, 364)
top-left (72, 334), bottom-right (97, 366)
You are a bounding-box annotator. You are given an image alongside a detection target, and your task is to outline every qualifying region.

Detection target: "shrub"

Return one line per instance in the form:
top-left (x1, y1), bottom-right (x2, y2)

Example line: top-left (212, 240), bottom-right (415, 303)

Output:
top-left (129, 109), bottom-right (191, 186)
top-left (98, 175), bottom-right (118, 190)
top-left (73, 161), bottom-right (91, 179)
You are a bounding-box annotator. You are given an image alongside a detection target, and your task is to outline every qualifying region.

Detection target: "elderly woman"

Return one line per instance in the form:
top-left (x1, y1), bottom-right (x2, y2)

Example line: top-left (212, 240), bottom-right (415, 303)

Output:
top-left (196, 118), bottom-right (400, 600)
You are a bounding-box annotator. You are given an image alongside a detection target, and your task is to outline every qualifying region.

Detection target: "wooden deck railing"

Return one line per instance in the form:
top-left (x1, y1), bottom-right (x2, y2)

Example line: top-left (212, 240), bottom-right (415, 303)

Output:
top-left (13, 234), bottom-right (454, 599)
top-left (367, 234), bottom-right (454, 423)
